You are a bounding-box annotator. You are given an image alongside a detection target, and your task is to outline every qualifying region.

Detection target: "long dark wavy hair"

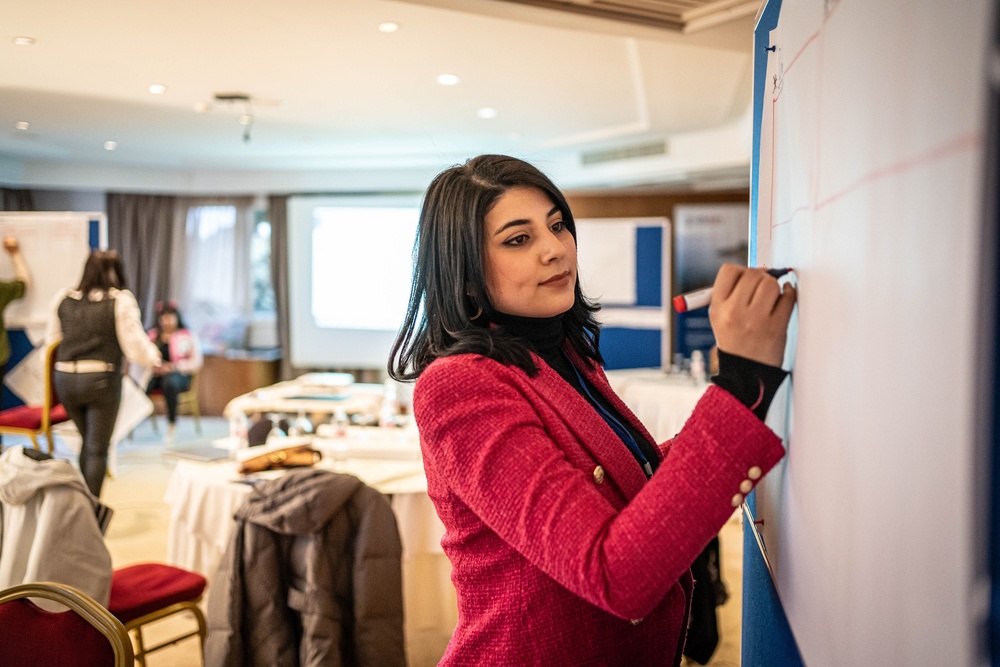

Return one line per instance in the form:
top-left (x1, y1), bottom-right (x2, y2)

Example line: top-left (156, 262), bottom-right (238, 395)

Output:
top-left (388, 155), bottom-right (603, 381)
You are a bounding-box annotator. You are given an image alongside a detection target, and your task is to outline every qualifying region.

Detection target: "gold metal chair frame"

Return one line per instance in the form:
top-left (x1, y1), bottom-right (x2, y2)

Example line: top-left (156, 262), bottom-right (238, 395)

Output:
top-left (124, 596), bottom-right (207, 666)
top-left (0, 581), bottom-right (134, 667)
top-left (0, 339), bottom-right (64, 454)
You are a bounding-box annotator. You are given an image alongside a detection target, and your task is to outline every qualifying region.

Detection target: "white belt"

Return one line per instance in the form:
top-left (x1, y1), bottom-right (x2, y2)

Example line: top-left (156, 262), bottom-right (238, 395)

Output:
top-left (55, 360), bottom-right (117, 373)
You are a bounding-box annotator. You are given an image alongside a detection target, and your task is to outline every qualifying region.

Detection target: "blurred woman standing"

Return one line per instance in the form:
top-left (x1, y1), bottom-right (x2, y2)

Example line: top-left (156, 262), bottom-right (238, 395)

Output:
top-left (46, 250), bottom-right (161, 497)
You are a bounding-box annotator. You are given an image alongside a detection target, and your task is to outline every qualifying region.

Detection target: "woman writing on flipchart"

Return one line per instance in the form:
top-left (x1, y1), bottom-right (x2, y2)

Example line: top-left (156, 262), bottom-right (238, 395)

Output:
top-left (45, 250), bottom-right (161, 497)
top-left (0, 237), bottom-right (30, 406)
top-left (388, 155), bottom-right (795, 666)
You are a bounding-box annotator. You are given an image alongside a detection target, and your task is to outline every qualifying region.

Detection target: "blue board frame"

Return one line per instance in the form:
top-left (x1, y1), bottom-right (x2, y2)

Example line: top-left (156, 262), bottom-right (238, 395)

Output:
top-left (987, 2), bottom-right (1000, 663)
top-left (743, 1), bottom-right (805, 664)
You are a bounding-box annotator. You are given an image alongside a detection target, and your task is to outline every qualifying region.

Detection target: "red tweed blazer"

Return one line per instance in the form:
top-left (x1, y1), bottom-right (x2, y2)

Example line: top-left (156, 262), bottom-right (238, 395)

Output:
top-left (413, 350), bottom-right (785, 666)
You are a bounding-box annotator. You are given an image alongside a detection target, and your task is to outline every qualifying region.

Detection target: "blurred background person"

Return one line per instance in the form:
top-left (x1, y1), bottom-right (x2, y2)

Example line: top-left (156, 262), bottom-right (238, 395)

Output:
top-left (0, 236), bottom-right (30, 407)
top-left (146, 301), bottom-right (203, 443)
top-left (46, 249), bottom-right (161, 497)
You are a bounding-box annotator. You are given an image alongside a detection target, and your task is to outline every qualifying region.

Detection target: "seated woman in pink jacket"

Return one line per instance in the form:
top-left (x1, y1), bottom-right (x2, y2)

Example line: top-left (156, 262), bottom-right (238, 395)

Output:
top-left (146, 301), bottom-right (202, 443)
top-left (388, 155), bottom-right (796, 666)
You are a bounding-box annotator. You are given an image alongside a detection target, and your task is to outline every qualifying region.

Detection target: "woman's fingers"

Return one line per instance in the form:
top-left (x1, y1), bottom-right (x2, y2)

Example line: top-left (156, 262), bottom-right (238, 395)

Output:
top-left (711, 263), bottom-right (744, 302)
top-left (773, 283), bottom-right (797, 317)
top-left (728, 266), bottom-right (767, 306)
top-left (749, 272), bottom-right (781, 310)
top-left (709, 264), bottom-right (797, 367)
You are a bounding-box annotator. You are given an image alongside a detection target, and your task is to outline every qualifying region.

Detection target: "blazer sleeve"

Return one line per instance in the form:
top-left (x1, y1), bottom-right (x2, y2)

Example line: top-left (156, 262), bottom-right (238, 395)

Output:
top-left (414, 357), bottom-right (785, 620)
top-left (113, 290), bottom-right (162, 367)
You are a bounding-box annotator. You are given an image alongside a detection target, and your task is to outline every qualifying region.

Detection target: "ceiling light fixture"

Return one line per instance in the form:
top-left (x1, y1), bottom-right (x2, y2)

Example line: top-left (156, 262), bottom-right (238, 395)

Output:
top-left (14, 121), bottom-right (30, 131)
top-left (12, 36), bottom-right (35, 46)
top-left (148, 84), bottom-right (167, 95)
top-left (378, 22), bottom-right (399, 33)
top-left (104, 141), bottom-right (117, 151)
top-left (214, 93), bottom-right (255, 143)
top-left (477, 107), bottom-right (498, 119)
top-left (437, 74), bottom-right (460, 86)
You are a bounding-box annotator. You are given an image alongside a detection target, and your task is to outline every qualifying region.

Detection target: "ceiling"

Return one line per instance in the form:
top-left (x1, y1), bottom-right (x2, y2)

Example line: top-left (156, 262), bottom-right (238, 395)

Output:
top-left (0, 0), bottom-right (759, 194)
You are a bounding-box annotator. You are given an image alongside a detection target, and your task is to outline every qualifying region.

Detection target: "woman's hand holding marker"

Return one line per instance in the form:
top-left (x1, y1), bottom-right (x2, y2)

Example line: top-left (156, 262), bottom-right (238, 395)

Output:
top-left (708, 264), bottom-right (796, 368)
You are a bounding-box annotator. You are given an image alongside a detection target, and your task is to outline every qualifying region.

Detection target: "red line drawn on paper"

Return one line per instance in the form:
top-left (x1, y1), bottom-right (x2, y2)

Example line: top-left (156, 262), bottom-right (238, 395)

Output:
top-left (773, 206), bottom-right (811, 229)
top-left (814, 132), bottom-right (982, 211)
top-left (766, 3), bottom-right (980, 235)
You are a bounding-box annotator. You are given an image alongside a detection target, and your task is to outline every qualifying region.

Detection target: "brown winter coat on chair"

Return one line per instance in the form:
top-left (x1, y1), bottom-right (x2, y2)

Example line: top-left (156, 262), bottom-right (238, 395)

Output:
top-left (203, 469), bottom-right (406, 667)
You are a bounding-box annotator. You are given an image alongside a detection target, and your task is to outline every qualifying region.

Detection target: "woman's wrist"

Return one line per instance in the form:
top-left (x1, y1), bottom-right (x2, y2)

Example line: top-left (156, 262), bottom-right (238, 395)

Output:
top-left (711, 348), bottom-right (788, 421)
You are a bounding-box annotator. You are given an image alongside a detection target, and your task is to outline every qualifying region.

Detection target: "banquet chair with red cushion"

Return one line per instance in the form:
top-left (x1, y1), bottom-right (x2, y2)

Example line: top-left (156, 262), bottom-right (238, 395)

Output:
top-left (0, 339), bottom-right (69, 454)
top-left (108, 562), bottom-right (208, 666)
top-left (0, 581), bottom-right (134, 667)
top-left (0, 436), bottom-right (208, 665)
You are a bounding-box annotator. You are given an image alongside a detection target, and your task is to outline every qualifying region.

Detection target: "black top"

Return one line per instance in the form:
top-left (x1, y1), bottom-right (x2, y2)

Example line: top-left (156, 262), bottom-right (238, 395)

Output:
top-left (56, 293), bottom-right (124, 367)
top-left (712, 349), bottom-right (789, 421)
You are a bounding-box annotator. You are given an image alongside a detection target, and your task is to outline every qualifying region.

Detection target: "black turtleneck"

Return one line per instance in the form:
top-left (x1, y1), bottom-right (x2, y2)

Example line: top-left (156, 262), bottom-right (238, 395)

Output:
top-left (490, 311), bottom-right (661, 476)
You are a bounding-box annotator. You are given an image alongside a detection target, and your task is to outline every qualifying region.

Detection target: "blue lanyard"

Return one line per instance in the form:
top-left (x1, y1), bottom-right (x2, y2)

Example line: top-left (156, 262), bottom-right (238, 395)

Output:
top-left (567, 359), bottom-right (653, 478)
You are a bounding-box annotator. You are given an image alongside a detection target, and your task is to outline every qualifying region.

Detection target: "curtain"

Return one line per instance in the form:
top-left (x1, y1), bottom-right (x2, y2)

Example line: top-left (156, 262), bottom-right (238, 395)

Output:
top-left (107, 193), bottom-right (178, 327)
top-left (173, 196), bottom-right (255, 349)
top-left (1, 188), bottom-right (34, 211)
top-left (268, 195), bottom-right (293, 380)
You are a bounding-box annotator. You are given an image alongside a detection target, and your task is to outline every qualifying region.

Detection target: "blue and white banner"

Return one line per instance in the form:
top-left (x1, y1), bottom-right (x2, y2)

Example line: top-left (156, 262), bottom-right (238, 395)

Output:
top-left (576, 217), bottom-right (669, 370)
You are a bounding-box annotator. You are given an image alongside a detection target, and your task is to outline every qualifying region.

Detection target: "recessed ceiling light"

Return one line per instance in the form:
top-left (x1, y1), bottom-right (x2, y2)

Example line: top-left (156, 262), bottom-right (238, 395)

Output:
top-left (104, 141), bottom-right (118, 151)
top-left (437, 74), bottom-right (460, 86)
top-left (477, 107), bottom-right (498, 119)
top-left (148, 84), bottom-right (167, 95)
top-left (12, 36), bottom-right (35, 46)
top-left (14, 121), bottom-right (30, 131)
top-left (378, 22), bottom-right (399, 33)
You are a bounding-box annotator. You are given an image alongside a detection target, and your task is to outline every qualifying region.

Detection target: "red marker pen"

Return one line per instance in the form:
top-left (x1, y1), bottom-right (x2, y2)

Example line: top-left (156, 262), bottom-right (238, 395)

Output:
top-left (672, 268), bottom-right (792, 313)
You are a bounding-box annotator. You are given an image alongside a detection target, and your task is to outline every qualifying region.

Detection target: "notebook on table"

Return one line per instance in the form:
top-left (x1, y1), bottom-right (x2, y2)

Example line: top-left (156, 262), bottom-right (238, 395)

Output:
top-left (160, 444), bottom-right (232, 462)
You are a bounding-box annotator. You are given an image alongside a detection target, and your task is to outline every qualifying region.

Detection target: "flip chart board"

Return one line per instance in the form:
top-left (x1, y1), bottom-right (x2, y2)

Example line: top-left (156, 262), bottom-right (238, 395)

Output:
top-left (746, 1), bottom-right (993, 665)
top-left (0, 212), bottom-right (105, 329)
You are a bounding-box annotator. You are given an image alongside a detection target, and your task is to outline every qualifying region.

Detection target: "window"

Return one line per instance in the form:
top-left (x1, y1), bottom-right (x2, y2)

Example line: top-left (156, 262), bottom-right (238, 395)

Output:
top-left (183, 205), bottom-right (242, 310)
top-left (177, 201), bottom-right (255, 350)
top-left (251, 210), bottom-right (275, 315)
